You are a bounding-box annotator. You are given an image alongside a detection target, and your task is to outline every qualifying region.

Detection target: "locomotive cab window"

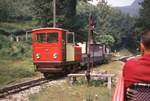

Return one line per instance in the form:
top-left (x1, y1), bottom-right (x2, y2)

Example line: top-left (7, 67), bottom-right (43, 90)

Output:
top-left (47, 33), bottom-right (58, 43)
top-left (36, 33), bottom-right (46, 43)
top-left (67, 32), bottom-right (74, 44)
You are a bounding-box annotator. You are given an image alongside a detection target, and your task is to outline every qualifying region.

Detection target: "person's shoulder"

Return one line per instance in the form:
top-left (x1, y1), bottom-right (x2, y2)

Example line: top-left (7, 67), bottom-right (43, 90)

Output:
top-left (126, 58), bottom-right (137, 64)
top-left (125, 56), bottom-right (141, 67)
top-left (127, 55), bottom-right (141, 61)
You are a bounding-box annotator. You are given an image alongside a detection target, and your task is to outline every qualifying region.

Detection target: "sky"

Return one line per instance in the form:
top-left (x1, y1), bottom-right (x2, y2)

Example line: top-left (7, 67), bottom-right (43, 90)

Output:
top-left (90, 0), bottom-right (135, 7)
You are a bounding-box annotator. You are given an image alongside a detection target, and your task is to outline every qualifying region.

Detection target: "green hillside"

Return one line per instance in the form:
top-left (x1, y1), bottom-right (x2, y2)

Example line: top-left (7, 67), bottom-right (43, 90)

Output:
top-left (0, 33), bottom-right (36, 87)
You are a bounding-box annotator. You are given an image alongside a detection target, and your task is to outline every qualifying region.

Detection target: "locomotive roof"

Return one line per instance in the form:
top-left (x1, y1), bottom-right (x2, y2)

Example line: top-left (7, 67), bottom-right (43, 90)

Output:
top-left (32, 27), bottom-right (68, 32)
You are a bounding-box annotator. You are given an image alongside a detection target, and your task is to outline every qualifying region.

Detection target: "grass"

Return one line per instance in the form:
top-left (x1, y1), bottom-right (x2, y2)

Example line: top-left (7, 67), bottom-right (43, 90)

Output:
top-left (0, 36), bottom-right (37, 88)
top-left (0, 28), bottom-right (39, 88)
top-left (93, 61), bottom-right (123, 75)
top-left (0, 57), bottom-right (37, 88)
top-left (29, 61), bottom-right (123, 101)
top-left (29, 83), bottom-right (111, 101)
top-left (117, 48), bottom-right (133, 57)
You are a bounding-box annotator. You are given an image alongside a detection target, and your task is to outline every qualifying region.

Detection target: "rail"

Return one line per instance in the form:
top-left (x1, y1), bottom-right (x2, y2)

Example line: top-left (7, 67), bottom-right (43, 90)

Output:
top-left (0, 78), bottom-right (49, 98)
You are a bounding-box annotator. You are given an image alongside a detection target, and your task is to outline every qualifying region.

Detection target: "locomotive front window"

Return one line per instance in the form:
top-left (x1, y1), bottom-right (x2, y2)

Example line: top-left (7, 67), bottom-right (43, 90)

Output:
top-left (47, 33), bottom-right (58, 43)
top-left (36, 33), bottom-right (46, 43)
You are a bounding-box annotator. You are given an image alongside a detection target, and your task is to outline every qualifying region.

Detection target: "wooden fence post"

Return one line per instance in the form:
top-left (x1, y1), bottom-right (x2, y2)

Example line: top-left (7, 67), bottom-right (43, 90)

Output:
top-left (107, 76), bottom-right (112, 89)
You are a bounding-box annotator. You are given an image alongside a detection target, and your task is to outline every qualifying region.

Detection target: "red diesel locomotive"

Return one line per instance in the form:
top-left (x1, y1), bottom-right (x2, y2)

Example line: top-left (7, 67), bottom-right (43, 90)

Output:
top-left (32, 28), bottom-right (82, 78)
top-left (32, 28), bottom-right (110, 78)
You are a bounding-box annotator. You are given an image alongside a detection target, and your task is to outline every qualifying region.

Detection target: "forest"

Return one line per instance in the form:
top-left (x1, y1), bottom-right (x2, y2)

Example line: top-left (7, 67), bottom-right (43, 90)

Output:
top-left (0, 0), bottom-right (149, 51)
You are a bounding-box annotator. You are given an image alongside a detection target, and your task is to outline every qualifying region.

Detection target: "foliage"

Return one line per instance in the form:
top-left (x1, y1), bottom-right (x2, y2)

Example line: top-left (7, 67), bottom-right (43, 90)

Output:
top-left (95, 3), bottom-right (136, 50)
top-left (0, 33), bottom-right (32, 59)
top-left (0, 0), bottom-right (33, 22)
top-left (0, 0), bottom-right (11, 22)
top-left (0, 0), bottom-right (138, 50)
top-left (76, 1), bottom-right (136, 50)
top-left (133, 0), bottom-right (150, 51)
top-left (0, 21), bottom-right (37, 33)
top-left (136, 0), bottom-right (150, 32)
top-left (0, 34), bottom-right (35, 87)
top-left (0, 34), bottom-right (11, 49)
top-left (96, 35), bottom-right (115, 46)
top-left (9, 0), bottom-right (33, 21)
top-left (32, 0), bottom-right (77, 27)
top-left (74, 1), bottom-right (97, 42)
top-left (31, 0), bottom-right (53, 26)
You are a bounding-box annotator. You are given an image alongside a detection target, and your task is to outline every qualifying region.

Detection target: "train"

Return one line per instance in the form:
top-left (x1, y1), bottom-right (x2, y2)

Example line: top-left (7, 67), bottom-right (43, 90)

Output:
top-left (32, 28), bottom-right (110, 78)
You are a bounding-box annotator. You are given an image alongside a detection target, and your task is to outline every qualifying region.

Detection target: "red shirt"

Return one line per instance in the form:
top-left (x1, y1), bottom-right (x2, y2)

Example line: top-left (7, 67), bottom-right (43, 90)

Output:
top-left (123, 54), bottom-right (150, 90)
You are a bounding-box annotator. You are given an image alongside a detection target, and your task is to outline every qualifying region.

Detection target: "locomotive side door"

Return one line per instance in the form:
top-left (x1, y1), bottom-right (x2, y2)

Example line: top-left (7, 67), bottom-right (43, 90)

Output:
top-left (62, 31), bottom-right (66, 62)
top-left (66, 32), bottom-right (75, 61)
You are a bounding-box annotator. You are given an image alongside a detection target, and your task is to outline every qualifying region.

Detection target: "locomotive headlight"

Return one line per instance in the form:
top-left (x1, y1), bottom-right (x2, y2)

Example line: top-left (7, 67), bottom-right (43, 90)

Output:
top-left (53, 53), bottom-right (58, 59)
top-left (36, 53), bottom-right (40, 59)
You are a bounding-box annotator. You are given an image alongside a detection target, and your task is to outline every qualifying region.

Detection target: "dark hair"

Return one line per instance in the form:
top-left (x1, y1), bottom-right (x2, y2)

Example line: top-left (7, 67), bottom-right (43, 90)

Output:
top-left (141, 31), bottom-right (150, 49)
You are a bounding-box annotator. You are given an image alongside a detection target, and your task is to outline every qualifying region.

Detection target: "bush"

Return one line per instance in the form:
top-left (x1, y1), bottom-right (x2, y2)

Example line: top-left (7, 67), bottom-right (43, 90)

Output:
top-left (96, 35), bottom-right (115, 46)
top-left (0, 34), bottom-right (11, 49)
top-left (0, 36), bottom-right (32, 59)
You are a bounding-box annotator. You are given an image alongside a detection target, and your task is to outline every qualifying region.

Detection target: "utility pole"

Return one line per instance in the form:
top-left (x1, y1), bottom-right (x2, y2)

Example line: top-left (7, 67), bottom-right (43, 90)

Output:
top-left (86, 14), bottom-right (94, 85)
top-left (53, 0), bottom-right (56, 27)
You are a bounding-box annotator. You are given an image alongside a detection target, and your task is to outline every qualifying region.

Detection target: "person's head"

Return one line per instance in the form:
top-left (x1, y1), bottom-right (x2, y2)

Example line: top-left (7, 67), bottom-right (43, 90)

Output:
top-left (140, 31), bottom-right (150, 55)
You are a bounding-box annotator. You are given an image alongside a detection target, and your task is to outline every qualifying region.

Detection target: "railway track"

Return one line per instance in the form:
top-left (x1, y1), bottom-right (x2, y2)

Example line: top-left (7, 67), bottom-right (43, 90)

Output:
top-left (0, 78), bottom-right (49, 99)
top-left (0, 55), bottom-right (136, 99)
top-left (113, 55), bottom-right (135, 63)
top-left (118, 55), bottom-right (139, 63)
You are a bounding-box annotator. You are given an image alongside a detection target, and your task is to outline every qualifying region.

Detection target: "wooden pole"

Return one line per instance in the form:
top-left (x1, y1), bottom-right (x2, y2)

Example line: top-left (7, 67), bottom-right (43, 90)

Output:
top-left (53, 0), bottom-right (56, 27)
top-left (16, 36), bottom-right (19, 42)
top-left (25, 32), bottom-right (28, 41)
top-left (86, 14), bottom-right (95, 85)
top-left (86, 14), bottom-right (92, 85)
top-left (10, 33), bottom-right (13, 41)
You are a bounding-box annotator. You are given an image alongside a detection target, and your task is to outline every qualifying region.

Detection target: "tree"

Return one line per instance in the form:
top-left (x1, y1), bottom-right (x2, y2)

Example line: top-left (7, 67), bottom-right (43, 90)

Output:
top-left (96, 35), bottom-right (115, 46)
top-left (0, 0), bottom-right (11, 22)
top-left (9, 0), bottom-right (33, 21)
top-left (32, 0), bottom-right (77, 27)
top-left (73, 1), bottom-right (97, 42)
top-left (75, 1), bottom-right (136, 50)
top-left (32, 0), bottom-right (53, 26)
top-left (0, 0), bottom-right (33, 22)
top-left (95, 3), bottom-right (136, 50)
top-left (133, 0), bottom-right (150, 50)
top-left (136, 0), bottom-right (150, 31)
